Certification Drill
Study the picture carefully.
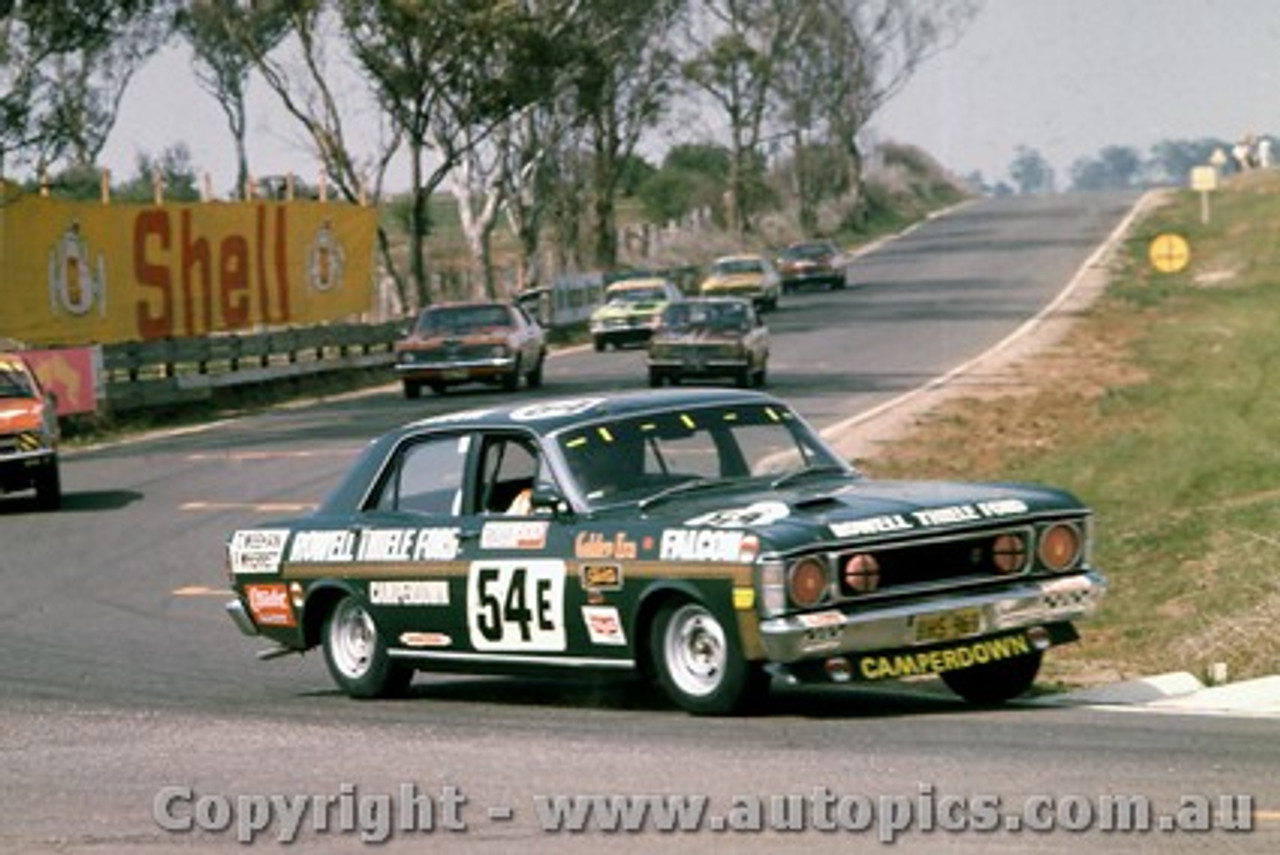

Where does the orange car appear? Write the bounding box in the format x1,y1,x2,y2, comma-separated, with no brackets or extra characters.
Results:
0,353,61,509
394,301,548,398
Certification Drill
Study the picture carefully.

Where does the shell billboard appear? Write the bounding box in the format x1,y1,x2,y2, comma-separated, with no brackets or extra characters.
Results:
0,187,377,345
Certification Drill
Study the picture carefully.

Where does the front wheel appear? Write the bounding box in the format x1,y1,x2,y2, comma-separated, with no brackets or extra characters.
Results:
502,357,522,391
527,354,545,388
34,463,61,511
650,600,764,715
940,651,1042,705
321,596,413,699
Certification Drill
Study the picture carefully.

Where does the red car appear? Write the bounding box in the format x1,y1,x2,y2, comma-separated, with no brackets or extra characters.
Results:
777,241,848,292
394,302,548,398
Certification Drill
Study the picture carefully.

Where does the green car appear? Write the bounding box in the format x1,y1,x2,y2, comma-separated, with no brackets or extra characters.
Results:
224,389,1106,715
589,277,683,351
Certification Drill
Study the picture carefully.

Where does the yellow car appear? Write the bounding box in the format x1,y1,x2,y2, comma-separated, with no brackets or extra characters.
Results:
699,254,781,311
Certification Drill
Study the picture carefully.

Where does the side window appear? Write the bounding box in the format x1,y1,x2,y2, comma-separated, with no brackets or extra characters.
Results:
374,435,470,515
477,435,541,515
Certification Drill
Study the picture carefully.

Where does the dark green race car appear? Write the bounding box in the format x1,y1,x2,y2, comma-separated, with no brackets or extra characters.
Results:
225,389,1105,715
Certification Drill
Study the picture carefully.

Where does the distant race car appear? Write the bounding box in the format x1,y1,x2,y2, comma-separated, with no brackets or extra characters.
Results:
647,297,769,388
224,389,1106,715
589,277,683,351
394,301,547,398
700,254,781,311
777,241,847,292
0,352,61,510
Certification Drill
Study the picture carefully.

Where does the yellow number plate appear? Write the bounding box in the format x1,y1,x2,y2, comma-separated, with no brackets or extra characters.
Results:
914,608,982,643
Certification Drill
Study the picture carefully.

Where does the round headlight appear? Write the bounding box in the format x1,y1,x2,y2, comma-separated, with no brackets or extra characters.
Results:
1038,522,1082,572
991,532,1028,574
788,557,829,608
843,553,880,594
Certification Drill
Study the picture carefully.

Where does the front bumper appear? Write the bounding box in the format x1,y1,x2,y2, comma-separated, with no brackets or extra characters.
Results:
0,449,57,491
225,597,260,636
395,356,516,382
648,356,750,377
758,571,1106,668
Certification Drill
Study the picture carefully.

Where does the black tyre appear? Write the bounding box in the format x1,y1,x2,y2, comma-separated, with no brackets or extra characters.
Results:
940,650,1042,705
527,354,545,388
593,337,606,352
34,463,61,511
649,600,765,715
321,596,413,699
402,380,421,400
648,369,664,388
735,366,752,388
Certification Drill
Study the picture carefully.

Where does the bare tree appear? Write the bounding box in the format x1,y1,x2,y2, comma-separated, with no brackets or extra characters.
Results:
176,0,292,197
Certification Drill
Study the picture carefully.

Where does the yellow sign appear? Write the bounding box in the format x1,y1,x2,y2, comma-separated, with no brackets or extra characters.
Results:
0,194,377,345
1149,233,1190,273
1190,165,1218,192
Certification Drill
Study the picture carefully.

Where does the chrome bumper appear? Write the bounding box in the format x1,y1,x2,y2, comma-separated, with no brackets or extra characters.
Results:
758,571,1106,664
225,598,260,637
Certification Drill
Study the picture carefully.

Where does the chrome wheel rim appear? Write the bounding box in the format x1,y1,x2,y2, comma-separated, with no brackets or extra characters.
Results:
663,604,726,698
329,599,377,679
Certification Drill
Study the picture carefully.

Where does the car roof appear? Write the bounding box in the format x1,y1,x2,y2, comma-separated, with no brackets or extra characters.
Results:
668,295,753,306
783,241,838,252
421,300,512,311
605,277,674,292
401,388,780,438
713,253,766,263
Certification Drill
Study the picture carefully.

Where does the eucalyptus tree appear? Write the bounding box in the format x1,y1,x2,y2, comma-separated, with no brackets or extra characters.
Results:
0,0,167,178
572,0,684,268
792,0,979,228
176,0,293,197
342,0,576,304
680,0,809,234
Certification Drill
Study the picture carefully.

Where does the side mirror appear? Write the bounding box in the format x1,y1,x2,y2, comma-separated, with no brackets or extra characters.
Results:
530,486,571,517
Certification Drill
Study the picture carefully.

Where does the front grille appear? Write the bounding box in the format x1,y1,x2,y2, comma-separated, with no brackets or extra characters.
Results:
835,529,1031,595
405,344,499,364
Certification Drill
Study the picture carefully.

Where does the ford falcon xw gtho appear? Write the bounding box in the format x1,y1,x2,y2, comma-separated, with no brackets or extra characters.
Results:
224,389,1105,714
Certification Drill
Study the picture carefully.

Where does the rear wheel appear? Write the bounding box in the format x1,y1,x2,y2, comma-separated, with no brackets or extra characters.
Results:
402,379,421,400
650,600,765,715
322,596,413,699
593,336,606,352
941,651,1042,705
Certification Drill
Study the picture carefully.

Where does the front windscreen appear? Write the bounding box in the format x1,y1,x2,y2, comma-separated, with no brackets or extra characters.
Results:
555,402,849,507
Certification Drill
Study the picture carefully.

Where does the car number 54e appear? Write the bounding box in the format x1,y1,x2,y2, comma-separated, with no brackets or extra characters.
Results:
467,560,566,652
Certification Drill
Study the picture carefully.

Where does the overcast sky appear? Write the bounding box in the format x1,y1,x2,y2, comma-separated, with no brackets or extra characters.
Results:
100,0,1280,194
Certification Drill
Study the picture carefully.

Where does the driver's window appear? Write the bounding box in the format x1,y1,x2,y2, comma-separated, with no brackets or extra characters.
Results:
374,435,469,515
477,435,541,515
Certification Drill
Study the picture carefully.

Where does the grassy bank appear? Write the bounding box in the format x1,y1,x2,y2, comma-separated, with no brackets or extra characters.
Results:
867,171,1280,687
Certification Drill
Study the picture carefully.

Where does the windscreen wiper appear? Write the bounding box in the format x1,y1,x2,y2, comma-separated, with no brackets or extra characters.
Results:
769,465,849,490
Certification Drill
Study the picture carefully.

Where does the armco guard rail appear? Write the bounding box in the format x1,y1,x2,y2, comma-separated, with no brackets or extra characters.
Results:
100,320,404,412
